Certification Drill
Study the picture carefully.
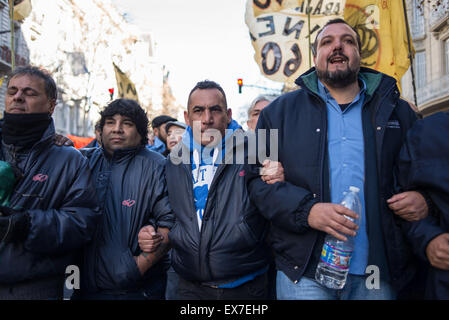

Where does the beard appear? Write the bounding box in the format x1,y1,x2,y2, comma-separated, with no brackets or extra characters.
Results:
316,57,360,88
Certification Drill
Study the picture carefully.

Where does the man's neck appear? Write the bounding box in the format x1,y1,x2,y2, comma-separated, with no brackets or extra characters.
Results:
321,80,360,105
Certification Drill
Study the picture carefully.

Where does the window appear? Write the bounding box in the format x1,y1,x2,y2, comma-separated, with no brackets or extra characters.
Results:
415,51,426,88
445,39,449,74
412,0,425,38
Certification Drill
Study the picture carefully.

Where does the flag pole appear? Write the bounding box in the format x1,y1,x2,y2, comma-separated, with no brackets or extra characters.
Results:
308,7,312,68
402,0,418,107
8,0,15,70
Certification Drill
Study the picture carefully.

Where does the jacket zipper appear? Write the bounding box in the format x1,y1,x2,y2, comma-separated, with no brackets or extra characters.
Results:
197,164,227,281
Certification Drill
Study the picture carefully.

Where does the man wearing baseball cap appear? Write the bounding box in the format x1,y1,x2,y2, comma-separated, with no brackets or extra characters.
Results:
148,115,177,154
164,121,187,157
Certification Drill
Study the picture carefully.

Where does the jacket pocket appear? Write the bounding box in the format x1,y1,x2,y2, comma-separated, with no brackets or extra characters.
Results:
105,249,143,290
10,190,44,209
237,220,258,248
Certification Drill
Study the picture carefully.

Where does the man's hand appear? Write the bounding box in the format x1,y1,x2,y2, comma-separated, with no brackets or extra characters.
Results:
54,134,74,147
260,160,284,184
138,225,164,253
307,203,359,241
135,227,170,275
426,233,449,270
387,191,428,221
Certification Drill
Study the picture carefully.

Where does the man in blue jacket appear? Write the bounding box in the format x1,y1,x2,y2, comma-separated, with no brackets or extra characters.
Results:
147,115,177,155
147,80,282,299
246,19,423,300
76,99,174,300
0,66,100,299
395,111,449,299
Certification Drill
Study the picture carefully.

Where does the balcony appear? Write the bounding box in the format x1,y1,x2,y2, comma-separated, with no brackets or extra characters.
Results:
430,2,449,32
417,73,449,112
0,45,28,72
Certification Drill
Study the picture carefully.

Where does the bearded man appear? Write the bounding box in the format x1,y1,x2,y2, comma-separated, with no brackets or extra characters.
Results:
245,19,423,300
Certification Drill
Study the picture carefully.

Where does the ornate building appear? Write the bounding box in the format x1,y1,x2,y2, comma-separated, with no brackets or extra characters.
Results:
402,0,449,115
0,0,30,105
0,0,181,136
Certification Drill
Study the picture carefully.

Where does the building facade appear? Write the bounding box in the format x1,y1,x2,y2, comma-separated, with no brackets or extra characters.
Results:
0,0,30,106
402,0,449,115
0,0,181,137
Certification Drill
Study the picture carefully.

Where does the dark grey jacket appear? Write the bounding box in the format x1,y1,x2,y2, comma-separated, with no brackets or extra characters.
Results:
79,146,174,293
246,67,418,293
0,121,100,285
166,128,269,284
398,111,449,299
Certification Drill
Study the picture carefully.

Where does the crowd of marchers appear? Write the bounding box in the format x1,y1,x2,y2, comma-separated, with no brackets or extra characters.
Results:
0,19,448,300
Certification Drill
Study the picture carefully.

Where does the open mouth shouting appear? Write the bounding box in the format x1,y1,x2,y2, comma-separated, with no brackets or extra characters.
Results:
328,53,348,66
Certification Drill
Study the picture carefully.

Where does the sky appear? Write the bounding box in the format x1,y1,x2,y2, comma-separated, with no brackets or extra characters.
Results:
110,0,282,125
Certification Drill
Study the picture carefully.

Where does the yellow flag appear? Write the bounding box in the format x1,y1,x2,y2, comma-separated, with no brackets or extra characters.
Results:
344,0,413,89
246,0,345,84
0,76,4,88
12,0,32,21
112,62,139,102
252,0,305,18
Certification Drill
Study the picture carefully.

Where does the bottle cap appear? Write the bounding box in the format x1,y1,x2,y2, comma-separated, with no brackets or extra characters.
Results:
349,186,360,193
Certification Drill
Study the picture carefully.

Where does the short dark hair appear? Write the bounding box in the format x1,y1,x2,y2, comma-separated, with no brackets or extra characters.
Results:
187,80,227,110
7,65,58,101
311,18,362,57
99,99,149,145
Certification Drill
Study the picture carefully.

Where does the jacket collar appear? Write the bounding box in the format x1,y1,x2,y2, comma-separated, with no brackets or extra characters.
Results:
103,144,143,163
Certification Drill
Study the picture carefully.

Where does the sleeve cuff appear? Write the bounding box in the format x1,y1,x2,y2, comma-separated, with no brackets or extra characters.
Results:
295,194,319,233
416,189,435,217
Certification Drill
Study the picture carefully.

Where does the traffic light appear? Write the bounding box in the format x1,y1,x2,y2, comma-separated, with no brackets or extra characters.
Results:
237,78,243,94
108,88,114,100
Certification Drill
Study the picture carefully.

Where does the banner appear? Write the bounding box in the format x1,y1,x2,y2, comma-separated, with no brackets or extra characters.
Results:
252,0,305,18
113,62,139,102
246,0,413,87
344,0,413,87
245,0,345,84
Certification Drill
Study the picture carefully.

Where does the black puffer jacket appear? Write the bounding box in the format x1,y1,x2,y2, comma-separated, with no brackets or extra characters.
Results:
166,127,269,284
79,146,174,293
246,67,418,293
0,121,100,284
397,111,449,299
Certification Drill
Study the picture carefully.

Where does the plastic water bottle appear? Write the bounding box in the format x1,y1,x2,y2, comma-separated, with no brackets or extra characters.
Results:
315,186,362,290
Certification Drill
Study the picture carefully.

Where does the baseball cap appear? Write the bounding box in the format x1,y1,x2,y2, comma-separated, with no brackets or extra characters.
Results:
165,121,187,132
151,115,177,128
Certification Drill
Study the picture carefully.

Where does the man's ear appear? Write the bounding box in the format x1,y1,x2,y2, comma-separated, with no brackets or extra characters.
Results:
48,99,56,115
227,108,232,124
184,110,190,126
